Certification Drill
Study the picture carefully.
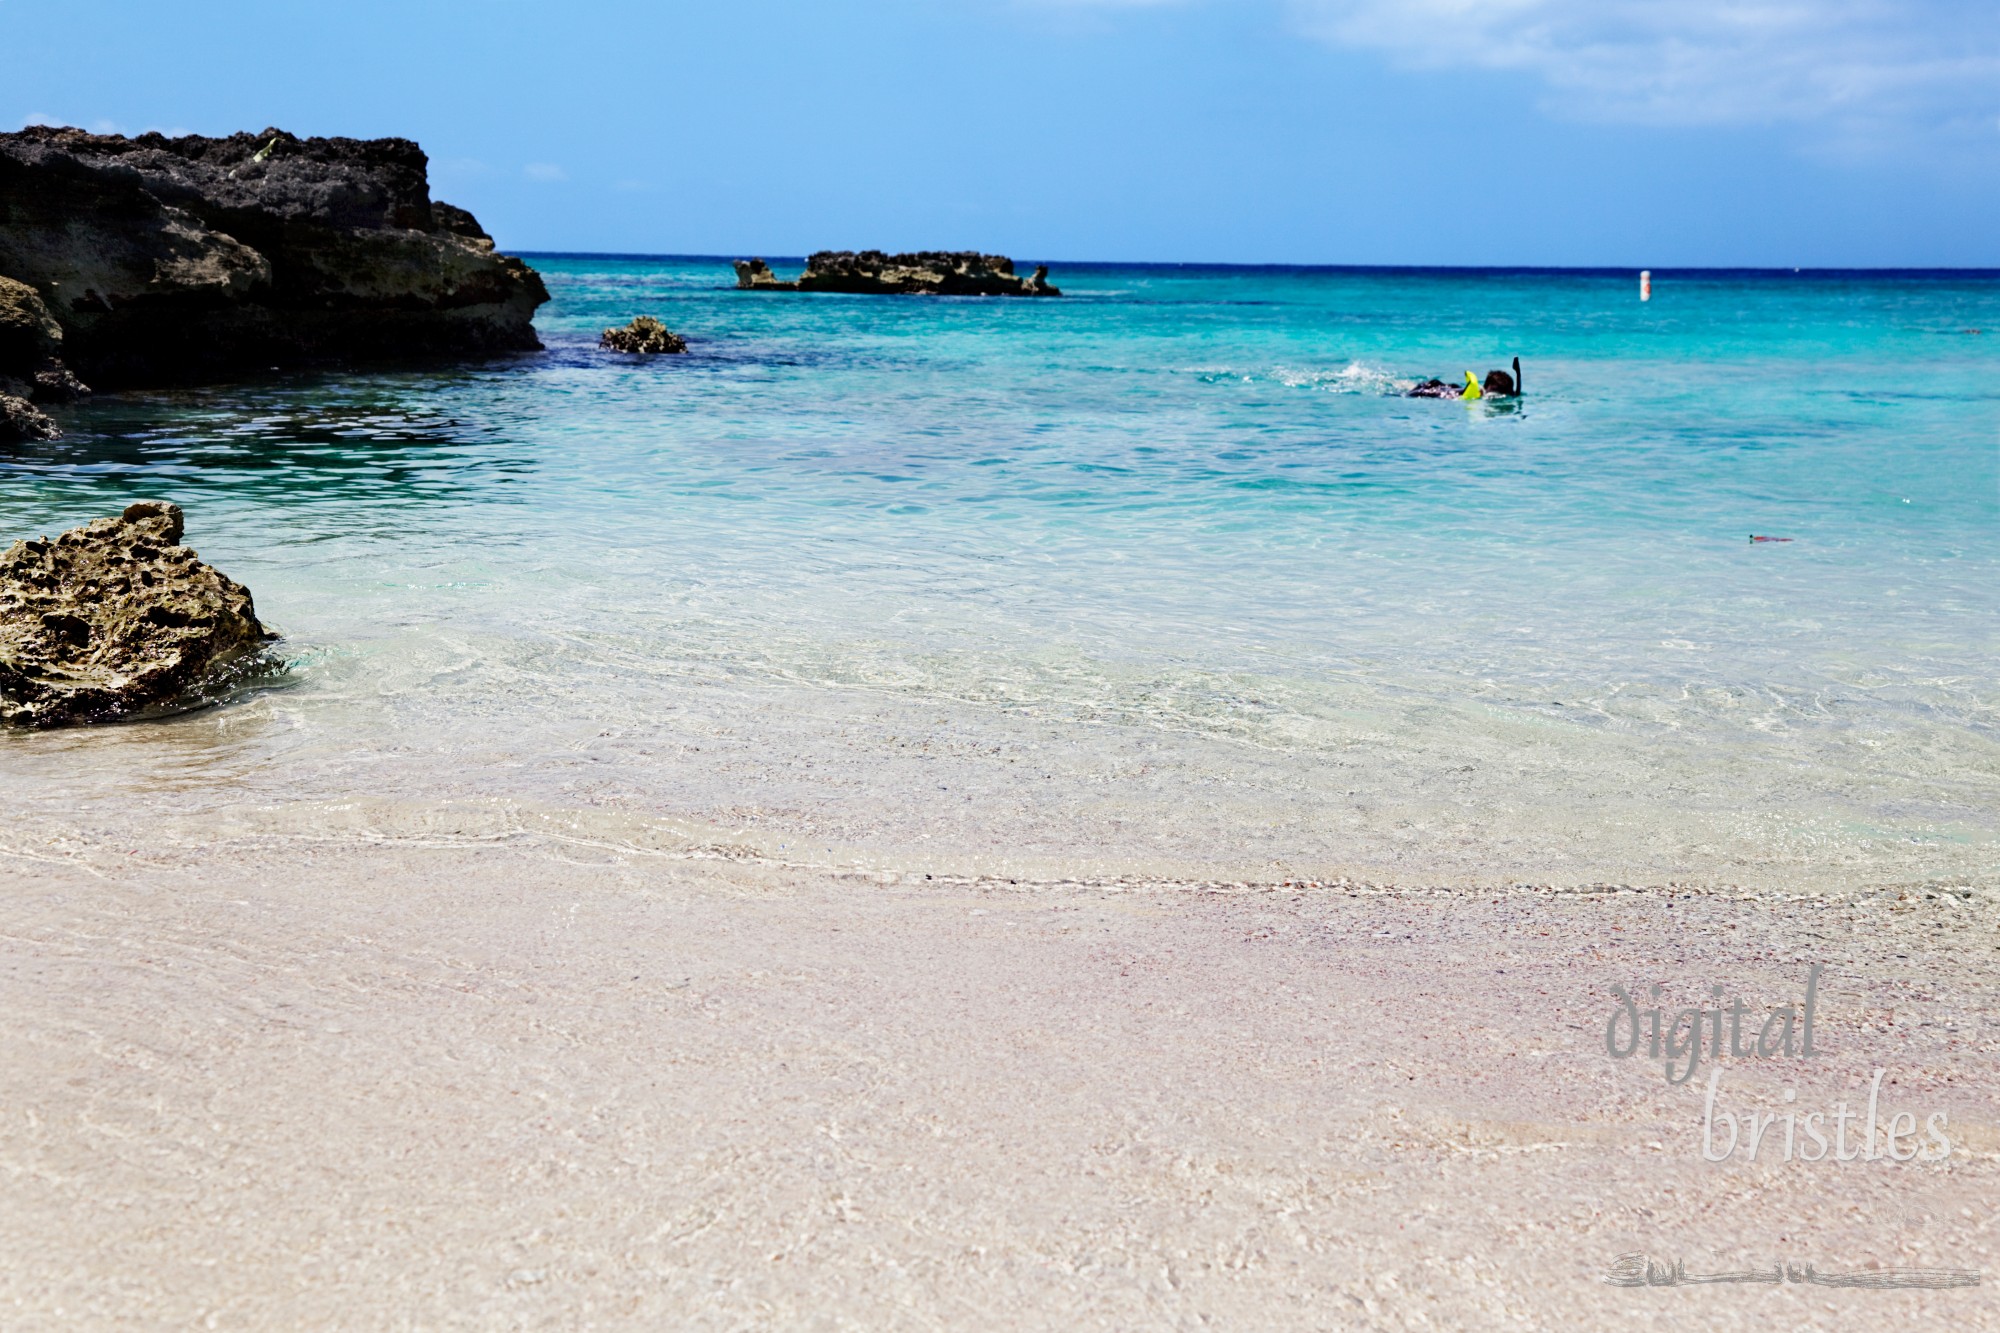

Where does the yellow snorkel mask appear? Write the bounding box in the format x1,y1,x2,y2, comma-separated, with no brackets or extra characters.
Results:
1460,371,1482,400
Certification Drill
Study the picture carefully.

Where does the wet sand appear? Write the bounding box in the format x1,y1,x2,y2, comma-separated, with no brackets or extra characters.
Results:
3,832,1995,1329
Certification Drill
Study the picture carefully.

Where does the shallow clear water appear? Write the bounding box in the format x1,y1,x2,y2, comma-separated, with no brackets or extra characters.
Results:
3,261,1997,888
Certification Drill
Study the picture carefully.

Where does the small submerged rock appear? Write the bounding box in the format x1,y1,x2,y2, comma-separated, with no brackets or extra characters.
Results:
0,501,272,728
599,315,688,355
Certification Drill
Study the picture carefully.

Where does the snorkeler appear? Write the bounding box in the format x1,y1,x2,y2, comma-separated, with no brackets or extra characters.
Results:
1483,357,1522,397
1408,357,1522,399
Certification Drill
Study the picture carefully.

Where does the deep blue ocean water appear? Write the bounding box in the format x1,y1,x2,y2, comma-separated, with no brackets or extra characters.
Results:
3,261,1996,887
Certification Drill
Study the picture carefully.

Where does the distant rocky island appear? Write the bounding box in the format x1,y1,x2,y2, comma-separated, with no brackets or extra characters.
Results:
735,252,1060,297
0,126,549,402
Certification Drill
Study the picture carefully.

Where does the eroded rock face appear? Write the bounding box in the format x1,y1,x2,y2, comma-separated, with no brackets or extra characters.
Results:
0,501,271,727
28,362,88,403
0,126,549,387
599,315,687,355
0,275,61,368
732,258,788,290
0,274,89,410
0,393,59,442
734,251,1061,297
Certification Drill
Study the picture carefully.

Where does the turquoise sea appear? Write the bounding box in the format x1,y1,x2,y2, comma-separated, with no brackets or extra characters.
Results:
3,261,1997,889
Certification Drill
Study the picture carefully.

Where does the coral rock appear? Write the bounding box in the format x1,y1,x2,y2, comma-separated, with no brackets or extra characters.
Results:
599,316,687,355
0,392,59,442
0,126,549,388
0,273,90,403
734,251,1061,297
29,361,90,403
0,275,62,372
0,501,271,727
732,258,788,290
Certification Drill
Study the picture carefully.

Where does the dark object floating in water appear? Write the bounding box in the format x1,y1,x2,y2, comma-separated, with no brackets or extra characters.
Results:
600,316,687,355
0,125,549,388
733,251,1061,297
1409,357,1522,400
0,501,274,728
1750,535,1794,542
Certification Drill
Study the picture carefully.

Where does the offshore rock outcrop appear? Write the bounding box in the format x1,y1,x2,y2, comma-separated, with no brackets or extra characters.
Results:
732,258,788,290
734,251,1060,297
0,501,271,728
0,126,549,388
599,315,687,355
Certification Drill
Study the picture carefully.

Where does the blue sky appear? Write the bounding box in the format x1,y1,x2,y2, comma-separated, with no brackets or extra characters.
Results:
8,0,1999,266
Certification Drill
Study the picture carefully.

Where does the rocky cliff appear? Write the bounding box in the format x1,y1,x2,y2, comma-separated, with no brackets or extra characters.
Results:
0,126,548,388
734,251,1060,297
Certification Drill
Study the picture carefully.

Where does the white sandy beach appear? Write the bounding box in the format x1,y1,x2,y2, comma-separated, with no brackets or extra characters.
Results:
6,3,2000,1325
4,826,1995,1329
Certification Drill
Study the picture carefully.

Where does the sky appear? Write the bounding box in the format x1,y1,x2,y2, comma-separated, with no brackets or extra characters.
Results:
6,0,1999,267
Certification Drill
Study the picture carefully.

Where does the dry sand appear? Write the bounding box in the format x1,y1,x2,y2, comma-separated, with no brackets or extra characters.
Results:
3,831,1997,1329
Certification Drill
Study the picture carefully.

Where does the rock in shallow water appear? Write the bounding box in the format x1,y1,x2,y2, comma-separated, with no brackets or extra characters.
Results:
599,315,687,355
0,502,271,728
0,393,60,442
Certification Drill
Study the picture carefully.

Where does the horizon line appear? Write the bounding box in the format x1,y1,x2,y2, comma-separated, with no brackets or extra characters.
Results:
510,253,2000,278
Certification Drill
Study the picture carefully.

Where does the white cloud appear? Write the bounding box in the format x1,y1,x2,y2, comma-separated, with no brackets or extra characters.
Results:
1288,0,2000,137
434,156,493,180
523,162,568,182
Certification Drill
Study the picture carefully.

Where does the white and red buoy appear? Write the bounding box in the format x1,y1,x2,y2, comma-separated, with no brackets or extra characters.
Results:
1640,269,1652,302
